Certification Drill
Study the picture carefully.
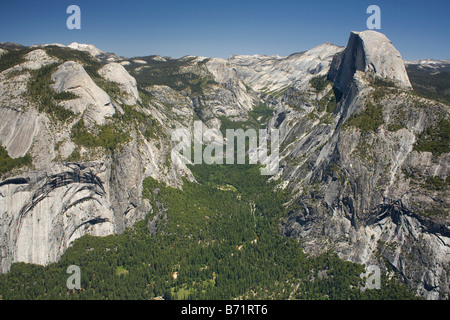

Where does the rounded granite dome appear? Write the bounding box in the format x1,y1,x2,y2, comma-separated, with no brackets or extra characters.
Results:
328,30,412,91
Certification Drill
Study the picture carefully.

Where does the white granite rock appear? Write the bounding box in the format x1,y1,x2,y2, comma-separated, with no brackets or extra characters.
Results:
51,61,116,126
98,62,139,105
228,43,344,93
329,30,412,91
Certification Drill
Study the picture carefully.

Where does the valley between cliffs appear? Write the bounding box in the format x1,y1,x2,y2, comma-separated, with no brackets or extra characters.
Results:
0,31,448,299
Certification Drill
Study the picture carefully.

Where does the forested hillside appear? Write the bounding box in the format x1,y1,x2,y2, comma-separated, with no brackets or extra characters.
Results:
0,163,417,300
1,31,446,300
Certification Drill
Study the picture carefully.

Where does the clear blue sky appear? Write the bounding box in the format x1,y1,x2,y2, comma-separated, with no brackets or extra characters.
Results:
0,0,448,60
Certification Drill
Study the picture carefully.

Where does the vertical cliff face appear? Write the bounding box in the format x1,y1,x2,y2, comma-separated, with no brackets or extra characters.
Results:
328,31,412,91
274,32,449,299
0,44,261,272
0,46,187,272
0,162,115,272
0,32,449,299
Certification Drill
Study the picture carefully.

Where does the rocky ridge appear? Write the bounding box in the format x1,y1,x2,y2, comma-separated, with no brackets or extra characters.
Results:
0,31,449,299
328,30,412,91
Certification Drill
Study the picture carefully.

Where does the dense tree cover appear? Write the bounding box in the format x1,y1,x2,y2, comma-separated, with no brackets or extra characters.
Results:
309,75,331,92
423,176,449,191
0,163,418,300
248,102,274,127
44,46,102,78
125,56,217,96
0,47,33,73
407,66,450,105
115,104,165,140
70,118,130,153
345,102,384,133
414,118,450,157
0,146,32,177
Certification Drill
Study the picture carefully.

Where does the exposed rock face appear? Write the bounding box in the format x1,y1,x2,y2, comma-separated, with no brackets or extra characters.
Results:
278,99,450,298
98,62,139,105
205,58,257,116
51,61,116,126
0,46,190,272
21,49,59,70
144,85,193,119
66,42,122,62
271,31,448,299
0,49,59,159
0,150,153,273
0,162,115,272
0,107,39,158
228,43,344,92
67,42,105,57
328,30,412,91
1,33,449,300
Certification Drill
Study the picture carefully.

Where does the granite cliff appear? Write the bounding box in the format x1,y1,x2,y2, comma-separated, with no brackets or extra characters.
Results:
0,31,448,299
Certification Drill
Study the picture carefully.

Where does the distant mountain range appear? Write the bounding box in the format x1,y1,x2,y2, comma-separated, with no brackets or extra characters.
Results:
0,31,449,300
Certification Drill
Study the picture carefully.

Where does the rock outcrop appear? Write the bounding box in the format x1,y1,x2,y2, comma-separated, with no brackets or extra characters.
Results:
98,62,139,105
328,30,412,91
67,42,105,58
228,42,344,93
0,46,189,272
1,32,448,299
0,107,39,158
0,48,59,159
21,49,59,71
0,162,115,272
51,61,116,126
205,58,257,115
272,31,448,299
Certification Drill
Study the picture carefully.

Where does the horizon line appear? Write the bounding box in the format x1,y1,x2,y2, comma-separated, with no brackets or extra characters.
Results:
1,40,449,62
